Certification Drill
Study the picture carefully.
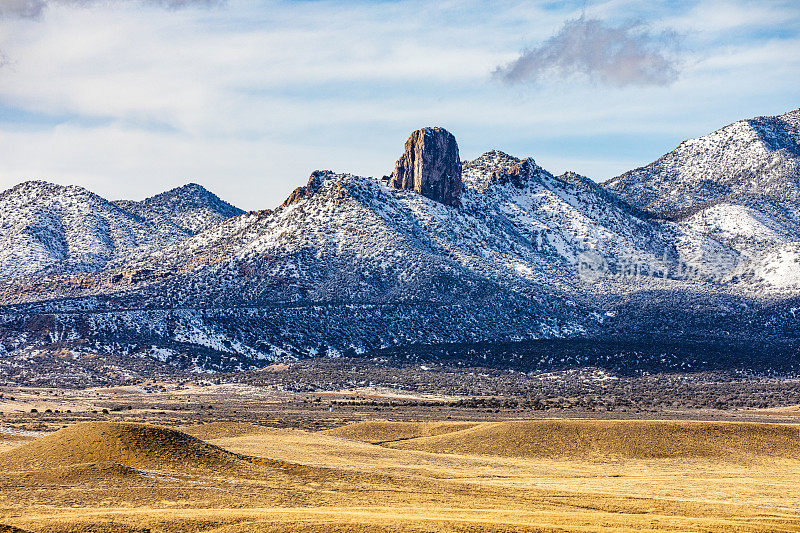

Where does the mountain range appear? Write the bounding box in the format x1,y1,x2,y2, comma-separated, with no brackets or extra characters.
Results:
1,107,799,383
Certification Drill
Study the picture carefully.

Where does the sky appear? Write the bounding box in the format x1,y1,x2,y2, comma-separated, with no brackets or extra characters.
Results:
0,0,798,211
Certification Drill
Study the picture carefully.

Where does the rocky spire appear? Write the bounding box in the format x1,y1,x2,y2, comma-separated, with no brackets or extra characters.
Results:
388,127,463,207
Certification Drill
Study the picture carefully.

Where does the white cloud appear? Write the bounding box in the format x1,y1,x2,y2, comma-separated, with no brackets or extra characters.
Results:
0,123,384,209
0,0,221,20
0,0,798,209
494,16,682,87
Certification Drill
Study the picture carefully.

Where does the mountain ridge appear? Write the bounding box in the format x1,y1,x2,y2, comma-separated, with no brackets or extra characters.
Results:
0,180,245,282
0,108,799,380
605,107,800,214
113,182,244,235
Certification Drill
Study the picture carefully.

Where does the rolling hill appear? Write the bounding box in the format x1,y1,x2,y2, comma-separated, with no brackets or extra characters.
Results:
333,419,800,461
0,421,253,475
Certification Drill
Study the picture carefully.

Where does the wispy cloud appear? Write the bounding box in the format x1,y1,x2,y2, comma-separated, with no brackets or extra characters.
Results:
495,16,682,87
0,0,223,72
0,0,221,20
0,1,797,209
0,0,47,19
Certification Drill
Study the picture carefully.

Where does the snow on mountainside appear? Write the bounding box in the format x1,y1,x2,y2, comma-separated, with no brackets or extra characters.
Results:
1,115,800,377
605,108,800,214
0,181,188,279
0,145,739,367
747,244,800,291
681,203,793,250
605,108,800,292
0,145,677,365
113,183,244,235
0,181,243,281
460,151,672,270
39,148,679,309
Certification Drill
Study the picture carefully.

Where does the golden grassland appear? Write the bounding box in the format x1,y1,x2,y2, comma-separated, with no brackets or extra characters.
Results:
321,420,480,443
2,419,800,531
379,419,800,459
0,433,36,453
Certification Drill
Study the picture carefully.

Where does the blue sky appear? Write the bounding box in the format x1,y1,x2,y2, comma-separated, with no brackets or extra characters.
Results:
0,0,798,210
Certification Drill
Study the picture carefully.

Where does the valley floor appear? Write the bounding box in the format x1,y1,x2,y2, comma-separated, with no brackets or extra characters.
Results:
1,383,800,531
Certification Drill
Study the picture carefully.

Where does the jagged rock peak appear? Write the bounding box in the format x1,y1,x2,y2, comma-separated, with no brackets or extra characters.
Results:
491,158,541,188
281,170,332,208
466,150,521,169
462,151,543,190
388,127,462,207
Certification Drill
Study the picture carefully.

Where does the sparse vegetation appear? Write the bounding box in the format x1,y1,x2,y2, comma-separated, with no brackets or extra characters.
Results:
2,373,800,531
3,416,800,531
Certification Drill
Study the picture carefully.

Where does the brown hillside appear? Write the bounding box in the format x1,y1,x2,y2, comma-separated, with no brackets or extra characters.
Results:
384,420,800,460
180,421,273,440
0,422,255,475
0,432,36,453
322,421,479,444
16,461,142,483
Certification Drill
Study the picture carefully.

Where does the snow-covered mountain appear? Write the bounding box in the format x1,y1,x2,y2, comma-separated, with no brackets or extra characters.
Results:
0,114,799,378
1,145,693,313
0,181,243,281
0,181,183,279
605,108,800,215
105,149,675,305
605,108,800,293
113,183,243,235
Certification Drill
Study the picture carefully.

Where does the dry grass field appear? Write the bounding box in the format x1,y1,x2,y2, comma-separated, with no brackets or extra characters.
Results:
1,415,800,532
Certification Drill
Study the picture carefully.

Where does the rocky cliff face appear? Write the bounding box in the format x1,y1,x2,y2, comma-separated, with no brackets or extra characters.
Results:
388,127,462,207
281,170,330,207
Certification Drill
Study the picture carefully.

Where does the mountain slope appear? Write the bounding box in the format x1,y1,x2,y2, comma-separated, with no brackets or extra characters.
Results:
0,181,187,279
114,183,244,235
605,108,800,215
0,116,799,378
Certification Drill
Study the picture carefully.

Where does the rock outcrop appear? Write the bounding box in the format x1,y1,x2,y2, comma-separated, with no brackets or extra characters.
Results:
388,127,462,207
486,157,538,189
281,170,329,207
